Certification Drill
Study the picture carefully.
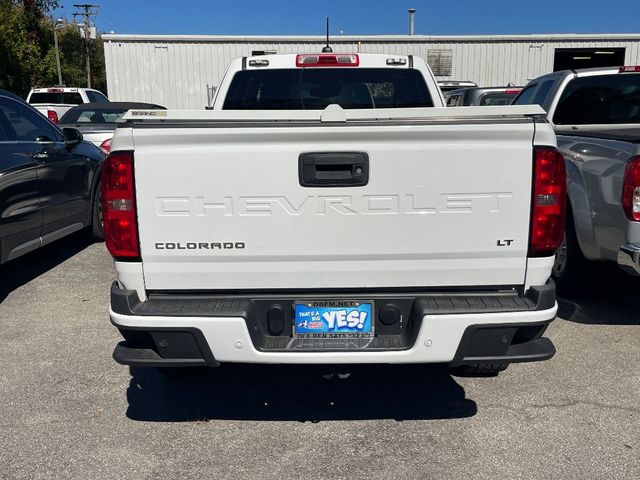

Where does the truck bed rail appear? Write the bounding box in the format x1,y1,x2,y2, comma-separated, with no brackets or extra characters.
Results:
122,104,547,126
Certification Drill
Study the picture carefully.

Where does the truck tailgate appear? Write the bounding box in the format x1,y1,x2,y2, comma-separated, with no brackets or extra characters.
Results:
129,116,538,291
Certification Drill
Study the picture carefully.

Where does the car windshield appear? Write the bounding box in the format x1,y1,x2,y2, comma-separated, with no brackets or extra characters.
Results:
478,92,517,106
29,92,83,104
60,108,136,124
223,68,434,109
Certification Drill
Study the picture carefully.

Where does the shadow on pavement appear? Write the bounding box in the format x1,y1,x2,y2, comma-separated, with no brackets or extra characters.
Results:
0,232,92,303
558,262,640,325
126,363,477,422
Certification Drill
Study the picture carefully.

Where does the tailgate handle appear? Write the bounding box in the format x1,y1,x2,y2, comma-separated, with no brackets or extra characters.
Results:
299,152,369,187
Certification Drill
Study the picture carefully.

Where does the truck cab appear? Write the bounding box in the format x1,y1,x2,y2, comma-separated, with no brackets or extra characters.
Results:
27,87,109,124
211,53,445,110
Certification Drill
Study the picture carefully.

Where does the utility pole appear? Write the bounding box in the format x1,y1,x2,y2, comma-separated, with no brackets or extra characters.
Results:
53,19,64,85
72,4,99,88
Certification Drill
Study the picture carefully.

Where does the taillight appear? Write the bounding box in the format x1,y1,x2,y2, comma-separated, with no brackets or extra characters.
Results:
622,155,640,221
505,89,522,95
47,110,59,124
296,54,359,67
619,66,640,73
100,138,111,154
101,151,140,259
529,147,567,256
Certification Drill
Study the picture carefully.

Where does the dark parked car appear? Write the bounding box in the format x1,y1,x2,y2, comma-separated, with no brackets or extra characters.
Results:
444,86,523,106
0,89,105,265
59,102,166,153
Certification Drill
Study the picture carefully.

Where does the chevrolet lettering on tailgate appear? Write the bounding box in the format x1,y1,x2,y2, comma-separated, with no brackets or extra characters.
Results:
155,193,514,217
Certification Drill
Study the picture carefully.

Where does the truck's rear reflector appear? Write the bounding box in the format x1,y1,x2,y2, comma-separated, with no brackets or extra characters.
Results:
296,54,359,67
47,110,59,123
620,66,640,73
622,155,640,221
529,147,566,256
102,151,140,260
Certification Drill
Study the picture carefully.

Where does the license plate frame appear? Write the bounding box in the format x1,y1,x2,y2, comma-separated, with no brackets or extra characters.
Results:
293,300,374,339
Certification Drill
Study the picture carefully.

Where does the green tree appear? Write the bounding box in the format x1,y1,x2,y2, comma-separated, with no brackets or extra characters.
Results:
0,0,106,98
0,0,44,96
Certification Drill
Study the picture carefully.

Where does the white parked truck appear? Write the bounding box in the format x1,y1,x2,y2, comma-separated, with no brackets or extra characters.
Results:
26,87,109,124
105,53,563,375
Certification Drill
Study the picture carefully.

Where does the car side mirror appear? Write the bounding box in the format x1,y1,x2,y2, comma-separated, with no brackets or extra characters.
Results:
63,127,83,146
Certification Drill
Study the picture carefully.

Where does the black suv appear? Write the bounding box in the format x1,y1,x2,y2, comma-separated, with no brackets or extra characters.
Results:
0,89,105,264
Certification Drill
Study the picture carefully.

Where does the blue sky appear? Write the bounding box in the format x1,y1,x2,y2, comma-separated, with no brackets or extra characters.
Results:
54,0,640,36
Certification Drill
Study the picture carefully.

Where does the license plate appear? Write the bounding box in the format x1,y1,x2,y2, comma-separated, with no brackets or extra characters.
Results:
294,301,374,339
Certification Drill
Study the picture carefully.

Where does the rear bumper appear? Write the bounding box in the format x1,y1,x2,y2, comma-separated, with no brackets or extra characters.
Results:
109,282,558,367
618,243,640,276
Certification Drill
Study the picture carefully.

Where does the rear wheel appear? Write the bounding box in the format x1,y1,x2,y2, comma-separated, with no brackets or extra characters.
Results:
552,213,590,295
90,180,104,241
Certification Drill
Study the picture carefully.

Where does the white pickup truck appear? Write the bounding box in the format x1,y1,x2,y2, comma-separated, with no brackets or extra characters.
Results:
105,53,564,376
26,87,109,124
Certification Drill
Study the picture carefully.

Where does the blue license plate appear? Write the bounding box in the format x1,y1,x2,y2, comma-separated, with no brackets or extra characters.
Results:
294,301,373,338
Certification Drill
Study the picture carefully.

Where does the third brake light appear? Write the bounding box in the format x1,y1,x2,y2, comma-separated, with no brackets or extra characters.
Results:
296,54,359,67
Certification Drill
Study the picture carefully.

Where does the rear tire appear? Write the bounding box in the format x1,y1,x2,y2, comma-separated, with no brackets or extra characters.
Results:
450,363,509,377
552,212,590,296
90,180,104,241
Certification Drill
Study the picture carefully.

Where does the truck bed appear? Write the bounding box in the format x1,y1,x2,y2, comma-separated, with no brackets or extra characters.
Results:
556,125,640,143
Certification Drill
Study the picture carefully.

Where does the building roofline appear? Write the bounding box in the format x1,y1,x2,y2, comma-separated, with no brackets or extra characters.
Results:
101,33,640,43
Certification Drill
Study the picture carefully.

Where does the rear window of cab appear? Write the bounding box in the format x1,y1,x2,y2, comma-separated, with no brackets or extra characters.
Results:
554,73,640,124
223,68,434,110
29,92,83,104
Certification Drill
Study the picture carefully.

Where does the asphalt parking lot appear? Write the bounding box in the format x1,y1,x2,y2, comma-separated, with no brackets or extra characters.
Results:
0,235,638,480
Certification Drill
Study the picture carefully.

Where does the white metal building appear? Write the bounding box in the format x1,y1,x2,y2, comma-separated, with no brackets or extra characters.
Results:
102,33,640,109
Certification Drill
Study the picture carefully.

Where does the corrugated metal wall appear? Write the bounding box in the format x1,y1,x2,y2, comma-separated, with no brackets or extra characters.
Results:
103,36,640,109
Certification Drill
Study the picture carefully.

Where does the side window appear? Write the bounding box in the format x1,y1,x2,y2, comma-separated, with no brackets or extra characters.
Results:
0,98,62,142
87,91,108,103
93,91,109,102
532,79,555,107
0,105,10,140
446,95,459,106
512,84,538,105
76,111,95,123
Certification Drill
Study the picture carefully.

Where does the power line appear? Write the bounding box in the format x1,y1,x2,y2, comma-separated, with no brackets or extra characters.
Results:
72,4,99,88
99,10,122,33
